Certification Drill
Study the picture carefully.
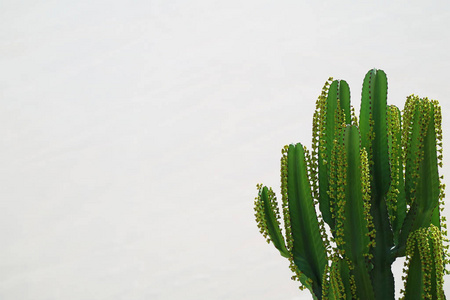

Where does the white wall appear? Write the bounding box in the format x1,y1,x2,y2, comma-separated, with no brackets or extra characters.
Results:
1,1,450,299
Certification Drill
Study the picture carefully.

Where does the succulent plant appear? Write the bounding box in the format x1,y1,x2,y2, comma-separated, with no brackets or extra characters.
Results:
254,69,449,299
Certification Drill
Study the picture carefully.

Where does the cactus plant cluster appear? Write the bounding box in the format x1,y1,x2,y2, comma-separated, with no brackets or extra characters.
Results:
254,69,449,299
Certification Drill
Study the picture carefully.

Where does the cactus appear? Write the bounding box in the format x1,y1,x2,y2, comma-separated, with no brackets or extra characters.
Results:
254,69,449,299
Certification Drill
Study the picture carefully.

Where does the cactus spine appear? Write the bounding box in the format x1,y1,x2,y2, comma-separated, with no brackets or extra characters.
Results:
254,69,448,299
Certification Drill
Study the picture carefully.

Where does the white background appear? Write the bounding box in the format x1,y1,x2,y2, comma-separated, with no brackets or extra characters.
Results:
1,1,450,299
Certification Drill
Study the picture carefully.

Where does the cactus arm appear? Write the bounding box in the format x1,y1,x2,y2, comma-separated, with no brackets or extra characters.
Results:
359,69,390,196
429,230,445,300
416,101,440,215
325,80,351,147
432,101,445,231
397,97,441,257
336,80,351,125
402,96,421,205
359,70,371,152
286,143,327,298
359,68,395,299
387,105,407,246
313,79,333,231
371,70,390,198
254,186,290,258
317,80,337,232
401,225,446,300
341,126,371,259
315,80,352,233
338,126,375,300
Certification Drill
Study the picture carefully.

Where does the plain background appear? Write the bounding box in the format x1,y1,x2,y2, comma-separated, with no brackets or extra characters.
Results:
1,1,450,299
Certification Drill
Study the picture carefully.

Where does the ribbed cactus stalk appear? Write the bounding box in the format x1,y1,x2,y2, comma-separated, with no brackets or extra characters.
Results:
254,69,449,299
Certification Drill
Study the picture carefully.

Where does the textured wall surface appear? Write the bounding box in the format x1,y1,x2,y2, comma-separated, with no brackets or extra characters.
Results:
1,1,450,299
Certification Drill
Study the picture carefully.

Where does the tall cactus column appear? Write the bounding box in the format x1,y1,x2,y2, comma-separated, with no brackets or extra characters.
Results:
329,125,376,299
254,68,448,299
358,69,394,299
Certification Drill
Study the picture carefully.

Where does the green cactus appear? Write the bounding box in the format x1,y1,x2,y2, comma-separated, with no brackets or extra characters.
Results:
254,69,449,299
